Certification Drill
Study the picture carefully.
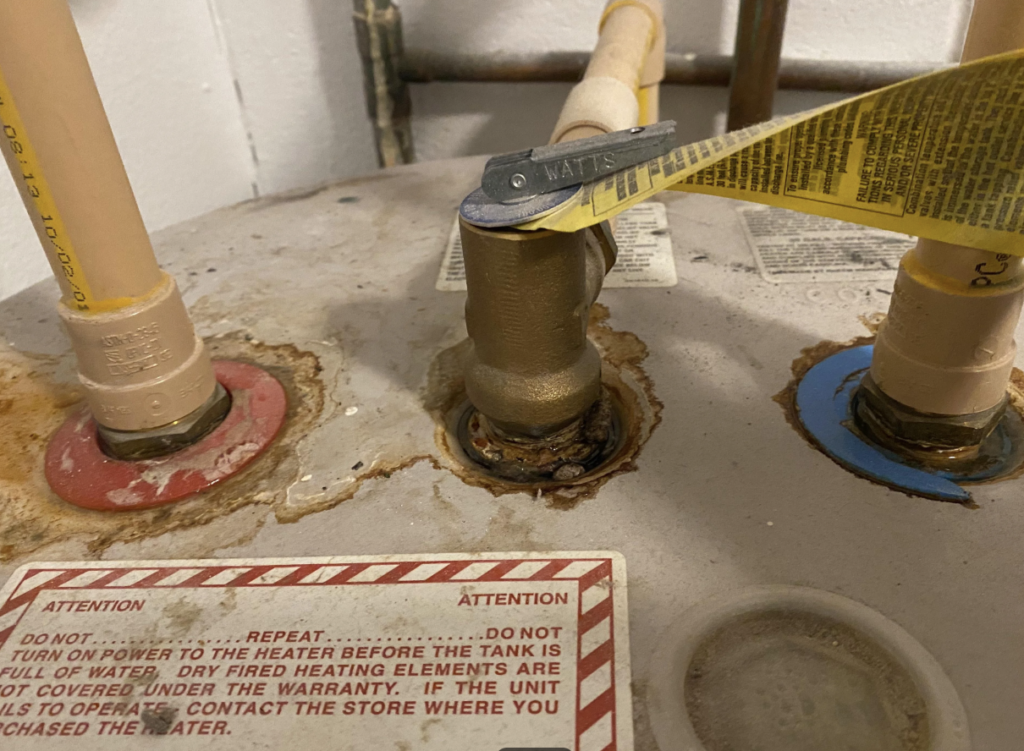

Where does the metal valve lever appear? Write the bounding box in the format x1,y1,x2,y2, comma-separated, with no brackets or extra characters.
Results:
481,120,676,202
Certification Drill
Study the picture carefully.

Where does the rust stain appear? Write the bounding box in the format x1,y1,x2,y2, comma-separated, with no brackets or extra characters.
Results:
857,311,887,335
776,307,885,440
0,331,450,563
629,678,660,751
0,351,82,488
978,368,1024,487
1,302,654,562
773,335,876,440
475,506,541,551
272,454,440,525
425,303,662,509
419,717,442,744
129,669,159,687
0,334,323,562
140,706,178,735
161,600,204,640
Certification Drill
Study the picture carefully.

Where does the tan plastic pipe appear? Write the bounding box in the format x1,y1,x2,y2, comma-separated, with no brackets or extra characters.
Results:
550,0,665,144
0,0,217,432
869,0,1024,417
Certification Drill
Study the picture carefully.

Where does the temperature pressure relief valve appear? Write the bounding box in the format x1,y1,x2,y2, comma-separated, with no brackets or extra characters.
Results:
457,218,620,483
454,121,673,482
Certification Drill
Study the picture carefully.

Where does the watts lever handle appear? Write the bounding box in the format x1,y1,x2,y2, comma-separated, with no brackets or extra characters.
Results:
481,121,676,202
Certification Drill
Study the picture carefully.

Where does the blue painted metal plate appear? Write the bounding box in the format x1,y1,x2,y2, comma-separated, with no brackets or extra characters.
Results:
795,345,972,502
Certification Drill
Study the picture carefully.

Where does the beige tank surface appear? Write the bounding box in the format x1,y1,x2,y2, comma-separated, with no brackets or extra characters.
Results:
1,157,1023,748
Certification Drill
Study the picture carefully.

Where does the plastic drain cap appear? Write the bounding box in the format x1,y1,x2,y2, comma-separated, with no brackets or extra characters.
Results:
647,586,970,751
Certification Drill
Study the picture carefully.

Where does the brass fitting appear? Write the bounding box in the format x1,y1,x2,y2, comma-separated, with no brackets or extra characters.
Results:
854,373,1006,463
98,382,232,461
459,219,615,439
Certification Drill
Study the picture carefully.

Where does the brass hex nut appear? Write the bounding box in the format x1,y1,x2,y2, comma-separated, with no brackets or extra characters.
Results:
98,383,232,461
854,373,1006,454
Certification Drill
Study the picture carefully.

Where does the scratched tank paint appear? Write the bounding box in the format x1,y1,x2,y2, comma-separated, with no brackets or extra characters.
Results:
0,157,1023,748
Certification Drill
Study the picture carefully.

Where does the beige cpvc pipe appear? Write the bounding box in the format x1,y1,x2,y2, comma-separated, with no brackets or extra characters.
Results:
0,0,221,448
551,0,665,144
866,0,1024,438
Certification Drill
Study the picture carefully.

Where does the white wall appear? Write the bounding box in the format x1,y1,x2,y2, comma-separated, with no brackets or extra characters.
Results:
403,0,974,160
0,0,257,302
211,0,378,195
0,0,376,302
0,0,973,301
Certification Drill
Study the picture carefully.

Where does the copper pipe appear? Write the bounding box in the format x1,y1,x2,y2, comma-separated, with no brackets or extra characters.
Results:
399,51,945,94
727,0,789,131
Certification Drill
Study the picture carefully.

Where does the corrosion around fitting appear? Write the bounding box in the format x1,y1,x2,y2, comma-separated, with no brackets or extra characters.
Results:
458,389,622,484
854,372,1007,464
459,218,612,439
869,252,1024,418
97,382,232,461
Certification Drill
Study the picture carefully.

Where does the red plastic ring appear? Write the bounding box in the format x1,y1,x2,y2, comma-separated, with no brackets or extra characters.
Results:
44,360,287,511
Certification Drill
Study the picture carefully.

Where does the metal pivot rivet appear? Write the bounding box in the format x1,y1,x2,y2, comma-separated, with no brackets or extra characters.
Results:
509,173,527,189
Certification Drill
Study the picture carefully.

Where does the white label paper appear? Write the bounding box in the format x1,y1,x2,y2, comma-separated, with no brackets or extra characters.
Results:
437,203,677,290
0,553,631,750
739,205,912,284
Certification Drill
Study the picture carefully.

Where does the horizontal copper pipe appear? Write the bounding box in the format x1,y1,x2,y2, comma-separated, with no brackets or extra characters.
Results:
400,51,949,93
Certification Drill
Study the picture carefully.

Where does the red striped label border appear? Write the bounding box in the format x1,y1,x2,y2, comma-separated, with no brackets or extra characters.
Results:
0,557,622,751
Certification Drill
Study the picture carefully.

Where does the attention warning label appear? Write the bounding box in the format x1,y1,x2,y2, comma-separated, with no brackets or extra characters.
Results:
0,553,631,750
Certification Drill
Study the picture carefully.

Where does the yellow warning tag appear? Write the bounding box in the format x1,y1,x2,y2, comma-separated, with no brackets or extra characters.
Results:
0,66,95,311
518,50,1024,257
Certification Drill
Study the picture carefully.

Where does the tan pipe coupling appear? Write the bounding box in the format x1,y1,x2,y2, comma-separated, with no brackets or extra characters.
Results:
599,0,665,88
460,219,614,438
870,250,1024,418
550,0,664,143
550,78,641,144
866,0,1024,437
59,273,218,432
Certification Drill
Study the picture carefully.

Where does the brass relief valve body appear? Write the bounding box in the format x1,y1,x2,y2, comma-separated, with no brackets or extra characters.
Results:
458,219,619,482
452,0,666,482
